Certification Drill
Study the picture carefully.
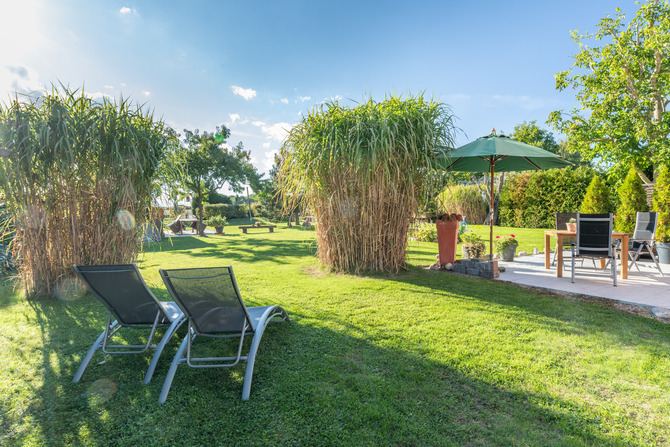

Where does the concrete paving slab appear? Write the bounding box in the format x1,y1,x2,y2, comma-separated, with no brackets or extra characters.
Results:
495,253,670,311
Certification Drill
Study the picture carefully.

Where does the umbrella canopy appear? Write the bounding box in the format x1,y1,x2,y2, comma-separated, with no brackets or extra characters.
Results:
439,131,573,259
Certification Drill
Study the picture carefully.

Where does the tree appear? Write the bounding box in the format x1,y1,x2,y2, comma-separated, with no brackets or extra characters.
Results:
548,0,670,181
178,126,259,235
512,120,588,167
616,166,649,233
580,176,614,213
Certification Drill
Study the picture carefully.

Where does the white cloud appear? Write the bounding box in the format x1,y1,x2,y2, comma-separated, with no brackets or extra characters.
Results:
86,91,113,101
0,65,43,98
280,98,289,104
142,90,151,97
231,85,257,100
299,96,311,102
120,7,134,15
262,149,279,173
104,85,114,89
252,121,292,142
262,142,271,149
229,113,240,123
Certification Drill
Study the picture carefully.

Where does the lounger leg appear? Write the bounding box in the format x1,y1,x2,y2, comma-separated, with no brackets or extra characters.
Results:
241,307,288,400
73,321,119,383
144,317,186,384
158,332,191,404
241,324,268,401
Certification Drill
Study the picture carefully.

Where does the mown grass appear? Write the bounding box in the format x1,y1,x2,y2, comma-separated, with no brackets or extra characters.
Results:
1,222,669,446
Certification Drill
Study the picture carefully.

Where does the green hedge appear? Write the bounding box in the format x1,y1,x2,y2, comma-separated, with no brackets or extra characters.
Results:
499,167,596,228
203,203,248,219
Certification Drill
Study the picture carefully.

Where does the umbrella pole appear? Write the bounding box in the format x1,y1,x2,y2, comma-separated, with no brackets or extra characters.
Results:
489,164,494,260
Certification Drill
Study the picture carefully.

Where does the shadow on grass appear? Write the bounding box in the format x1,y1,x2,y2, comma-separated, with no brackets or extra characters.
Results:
2,296,645,446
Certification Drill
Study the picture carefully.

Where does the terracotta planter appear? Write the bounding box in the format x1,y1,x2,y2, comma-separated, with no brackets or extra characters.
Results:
566,222,576,232
436,219,460,266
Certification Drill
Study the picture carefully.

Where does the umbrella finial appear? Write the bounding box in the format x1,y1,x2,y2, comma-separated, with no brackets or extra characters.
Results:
491,128,496,135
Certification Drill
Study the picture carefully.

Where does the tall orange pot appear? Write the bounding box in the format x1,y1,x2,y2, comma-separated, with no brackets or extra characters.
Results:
436,219,460,266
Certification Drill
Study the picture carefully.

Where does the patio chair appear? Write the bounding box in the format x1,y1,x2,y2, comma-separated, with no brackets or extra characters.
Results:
571,213,617,287
167,217,184,234
552,212,578,267
158,266,289,403
628,212,663,275
72,264,186,384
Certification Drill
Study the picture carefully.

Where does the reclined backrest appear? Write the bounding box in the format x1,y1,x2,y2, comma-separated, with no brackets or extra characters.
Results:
74,264,170,326
633,212,657,241
159,266,253,335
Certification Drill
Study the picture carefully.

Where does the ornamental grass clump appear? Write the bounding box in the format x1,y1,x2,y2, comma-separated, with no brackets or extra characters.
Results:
277,94,457,273
0,87,170,297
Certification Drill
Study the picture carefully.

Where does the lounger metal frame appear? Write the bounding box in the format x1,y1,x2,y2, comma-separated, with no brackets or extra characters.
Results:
72,264,186,384
158,266,289,402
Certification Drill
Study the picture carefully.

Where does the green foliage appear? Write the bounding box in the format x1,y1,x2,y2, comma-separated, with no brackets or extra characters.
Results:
410,224,437,242
499,167,595,228
653,164,670,242
580,176,614,214
205,215,227,228
616,167,649,233
548,0,670,173
512,120,588,167
204,203,248,220
494,234,518,252
277,94,458,272
0,86,170,296
436,184,488,224
177,127,259,234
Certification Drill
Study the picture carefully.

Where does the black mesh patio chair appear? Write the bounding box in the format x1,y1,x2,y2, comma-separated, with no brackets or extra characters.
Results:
158,266,289,402
628,212,663,275
571,213,617,286
552,212,578,267
72,264,186,384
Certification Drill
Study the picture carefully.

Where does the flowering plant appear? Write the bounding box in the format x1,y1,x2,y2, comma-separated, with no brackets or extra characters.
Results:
494,234,518,251
568,217,576,223
436,212,463,222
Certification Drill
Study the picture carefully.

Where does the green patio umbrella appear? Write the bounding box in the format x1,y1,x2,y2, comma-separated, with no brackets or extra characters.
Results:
439,130,573,259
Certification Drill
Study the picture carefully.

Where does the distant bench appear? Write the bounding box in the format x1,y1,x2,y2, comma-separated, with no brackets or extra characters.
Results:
238,225,277,234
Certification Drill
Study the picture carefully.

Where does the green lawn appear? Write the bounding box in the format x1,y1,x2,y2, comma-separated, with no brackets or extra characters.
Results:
1,223,669,446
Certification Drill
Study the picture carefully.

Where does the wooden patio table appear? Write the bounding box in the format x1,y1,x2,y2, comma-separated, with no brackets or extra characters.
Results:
544,229,629,279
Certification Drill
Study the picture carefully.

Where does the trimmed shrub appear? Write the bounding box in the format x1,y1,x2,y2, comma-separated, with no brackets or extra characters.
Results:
653,164,670,242
499,167,595,228
203,203,247,219
436,184,488,224
580,176,614,214
615,167,648,233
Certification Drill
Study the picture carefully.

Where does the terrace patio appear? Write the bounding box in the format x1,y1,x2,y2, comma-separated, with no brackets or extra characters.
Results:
496,253,670,319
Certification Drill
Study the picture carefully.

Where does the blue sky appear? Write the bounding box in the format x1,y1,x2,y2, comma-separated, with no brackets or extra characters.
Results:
0,0,639,180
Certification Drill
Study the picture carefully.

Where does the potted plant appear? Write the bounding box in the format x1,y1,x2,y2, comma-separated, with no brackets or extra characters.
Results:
461,231,486,259
653,164,670,264
566,217,577,232
207,215,227,234
495,234,519,261
435,212,463,266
